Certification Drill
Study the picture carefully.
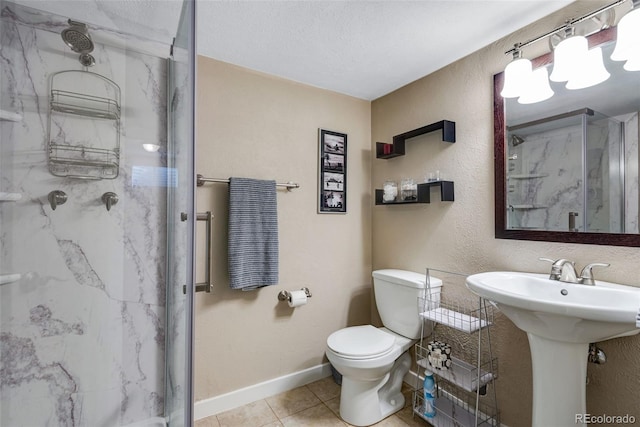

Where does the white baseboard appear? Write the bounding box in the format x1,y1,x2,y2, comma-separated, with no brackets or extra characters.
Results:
404,368,420,386
194,363,333,420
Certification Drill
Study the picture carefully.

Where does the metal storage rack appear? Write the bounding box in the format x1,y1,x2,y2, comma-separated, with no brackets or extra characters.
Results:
47,70,121,179
413,268,499,427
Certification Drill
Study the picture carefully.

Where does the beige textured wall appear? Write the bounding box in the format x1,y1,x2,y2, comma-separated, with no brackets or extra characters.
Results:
371,2,640,426
194,57,372,400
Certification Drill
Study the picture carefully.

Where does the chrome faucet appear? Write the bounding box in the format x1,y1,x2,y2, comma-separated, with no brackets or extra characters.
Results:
539,258,610,285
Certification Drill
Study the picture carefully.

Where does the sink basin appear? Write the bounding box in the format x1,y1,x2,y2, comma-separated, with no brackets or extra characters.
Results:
466,271,640,343
466,271,640,427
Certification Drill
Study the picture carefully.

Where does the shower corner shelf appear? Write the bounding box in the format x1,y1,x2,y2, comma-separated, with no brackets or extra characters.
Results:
0,110,23,122
412,268,499,427
508,173,549,180
47,70,121,180
0,274,21,285
0,192,22,202
508,205,548,210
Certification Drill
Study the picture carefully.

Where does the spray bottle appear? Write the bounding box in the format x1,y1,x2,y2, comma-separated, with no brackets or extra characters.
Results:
423,370,436,418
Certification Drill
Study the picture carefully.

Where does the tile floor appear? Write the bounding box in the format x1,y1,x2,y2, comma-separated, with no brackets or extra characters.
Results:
195,377,432,427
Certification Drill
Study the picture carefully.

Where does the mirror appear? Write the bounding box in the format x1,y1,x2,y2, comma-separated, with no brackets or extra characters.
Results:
494,28,640,246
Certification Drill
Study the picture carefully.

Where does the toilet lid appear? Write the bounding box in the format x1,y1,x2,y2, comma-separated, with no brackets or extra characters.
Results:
327,325,395,359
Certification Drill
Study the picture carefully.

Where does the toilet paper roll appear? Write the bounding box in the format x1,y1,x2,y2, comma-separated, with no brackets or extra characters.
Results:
288,290,308,308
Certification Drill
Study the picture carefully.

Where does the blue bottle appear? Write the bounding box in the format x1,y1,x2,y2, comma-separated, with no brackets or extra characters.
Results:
423,371,436,418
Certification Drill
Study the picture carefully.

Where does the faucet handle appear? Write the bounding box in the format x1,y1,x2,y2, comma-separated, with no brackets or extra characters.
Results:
539,258,574,280
580,263,610,286
539,257,562,280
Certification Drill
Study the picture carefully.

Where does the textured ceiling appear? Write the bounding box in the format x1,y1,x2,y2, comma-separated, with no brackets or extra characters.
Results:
197,1,574,100
14,0,575,100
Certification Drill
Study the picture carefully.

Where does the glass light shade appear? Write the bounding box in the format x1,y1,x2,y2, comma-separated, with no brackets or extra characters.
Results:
501,57,532,98
518,67,554,104
624,56,640,71
566,47,610,90
611,8,640,61
550,35,588,82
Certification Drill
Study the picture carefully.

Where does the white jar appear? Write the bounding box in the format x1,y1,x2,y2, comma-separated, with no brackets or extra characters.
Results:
382,180,398,202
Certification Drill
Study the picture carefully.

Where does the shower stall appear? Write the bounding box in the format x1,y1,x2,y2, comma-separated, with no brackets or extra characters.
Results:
0,1,196,426
505,107,638,233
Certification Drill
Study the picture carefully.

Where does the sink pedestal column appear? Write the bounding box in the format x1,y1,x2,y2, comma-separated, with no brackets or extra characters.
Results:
528,333,588,427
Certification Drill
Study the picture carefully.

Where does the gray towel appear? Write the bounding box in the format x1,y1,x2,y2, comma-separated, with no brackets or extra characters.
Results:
228,177,279,290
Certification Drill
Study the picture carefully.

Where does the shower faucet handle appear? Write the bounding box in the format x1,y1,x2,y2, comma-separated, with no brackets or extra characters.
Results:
48,190,67,210
102,192,118,211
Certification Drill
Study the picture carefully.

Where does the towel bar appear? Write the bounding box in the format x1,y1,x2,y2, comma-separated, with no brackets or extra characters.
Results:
196,174,300,191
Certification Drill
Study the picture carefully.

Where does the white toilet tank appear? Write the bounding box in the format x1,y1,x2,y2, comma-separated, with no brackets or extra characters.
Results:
372,269,442,339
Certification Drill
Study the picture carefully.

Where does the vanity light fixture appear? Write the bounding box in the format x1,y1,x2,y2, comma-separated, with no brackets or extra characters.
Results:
611,0,640,69
566,46,610,89
518,67,554,104
624,55,640,71
549,29,589,83
501,0,629,102
500,48,533,98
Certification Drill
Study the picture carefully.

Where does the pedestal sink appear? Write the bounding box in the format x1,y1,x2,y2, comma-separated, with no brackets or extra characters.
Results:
466,271,640,427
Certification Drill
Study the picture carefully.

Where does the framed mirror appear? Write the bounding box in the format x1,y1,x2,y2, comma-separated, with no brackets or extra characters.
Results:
494,28,640,246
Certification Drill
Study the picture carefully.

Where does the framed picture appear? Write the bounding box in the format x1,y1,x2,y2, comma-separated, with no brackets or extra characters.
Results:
318,129,347,213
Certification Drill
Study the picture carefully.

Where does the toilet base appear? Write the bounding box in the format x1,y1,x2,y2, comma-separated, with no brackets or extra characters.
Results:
338,351,411,426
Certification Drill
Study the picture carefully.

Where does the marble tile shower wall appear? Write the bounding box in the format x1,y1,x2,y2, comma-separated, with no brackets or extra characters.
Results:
509,124,585,231
509,115,639,233
0,7,169,427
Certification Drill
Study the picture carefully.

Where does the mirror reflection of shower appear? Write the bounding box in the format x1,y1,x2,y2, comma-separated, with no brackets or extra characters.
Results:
505,108,635,233
61,19,96,66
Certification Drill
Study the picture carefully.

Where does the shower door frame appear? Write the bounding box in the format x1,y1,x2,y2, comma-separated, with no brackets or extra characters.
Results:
165,0,197,425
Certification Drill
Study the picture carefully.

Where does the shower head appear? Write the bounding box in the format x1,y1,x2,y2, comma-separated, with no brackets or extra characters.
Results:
511,134,526,147
61,20,94,54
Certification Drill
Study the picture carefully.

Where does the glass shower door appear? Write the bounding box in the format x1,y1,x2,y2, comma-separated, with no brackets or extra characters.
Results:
0,0,196,425
165,0,197,426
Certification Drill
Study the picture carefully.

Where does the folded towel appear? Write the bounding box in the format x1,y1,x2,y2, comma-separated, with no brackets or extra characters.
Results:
228,177,279,290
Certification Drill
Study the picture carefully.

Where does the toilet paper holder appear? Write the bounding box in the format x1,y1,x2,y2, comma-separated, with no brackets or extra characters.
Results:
278,287,312,303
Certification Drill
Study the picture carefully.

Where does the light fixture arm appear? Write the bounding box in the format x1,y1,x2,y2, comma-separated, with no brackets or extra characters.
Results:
504,0,629,55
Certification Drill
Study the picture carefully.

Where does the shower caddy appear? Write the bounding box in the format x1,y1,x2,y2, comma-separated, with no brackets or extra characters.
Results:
47,70,121,179
413,267,499,426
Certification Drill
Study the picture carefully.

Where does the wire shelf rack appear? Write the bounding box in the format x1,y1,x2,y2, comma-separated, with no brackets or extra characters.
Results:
416,343,498,393
414,382,499,427
413,267,499,427
50,90,120,120
47,70,121,180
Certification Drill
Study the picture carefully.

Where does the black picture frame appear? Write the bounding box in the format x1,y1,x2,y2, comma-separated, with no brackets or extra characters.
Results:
318,129,347,213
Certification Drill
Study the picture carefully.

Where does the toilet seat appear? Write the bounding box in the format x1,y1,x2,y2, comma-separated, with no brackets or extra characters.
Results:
327,325,396,360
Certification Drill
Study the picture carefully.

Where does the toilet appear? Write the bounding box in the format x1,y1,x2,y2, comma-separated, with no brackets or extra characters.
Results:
326,269,442,426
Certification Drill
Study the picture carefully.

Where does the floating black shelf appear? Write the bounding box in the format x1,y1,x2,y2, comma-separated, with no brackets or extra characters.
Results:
375,181,454,205
376,120,455,159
